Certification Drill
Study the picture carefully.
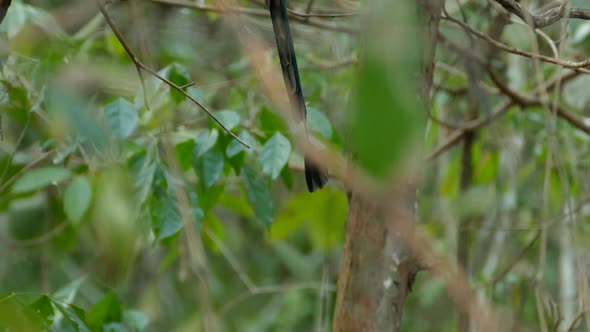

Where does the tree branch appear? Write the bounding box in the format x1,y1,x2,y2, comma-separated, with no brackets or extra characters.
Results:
494,0,590,28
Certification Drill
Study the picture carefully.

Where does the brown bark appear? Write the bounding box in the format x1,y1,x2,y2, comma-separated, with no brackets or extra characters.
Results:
332,1,442,331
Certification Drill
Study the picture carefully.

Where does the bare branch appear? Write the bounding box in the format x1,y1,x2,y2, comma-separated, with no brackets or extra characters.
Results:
442,14,590,72
494,0,590,28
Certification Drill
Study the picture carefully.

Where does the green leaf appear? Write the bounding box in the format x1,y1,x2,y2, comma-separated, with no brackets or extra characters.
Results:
174,139,195,172
257,106,288,135
124,310,149,332
242,165,273,226
189,191,205,226
187,86,205,105
53,276,86,304
198,184,225,213
150,168,183,241
128,150,156,205
52,301,90,332
104,98,139,140
64,176,92,224
280,165,293,190
202,213,225,251
0,295,46,331
87,292,123,330
194,129,219,157
46,84,108,149
168,64,190,104
271,188,346,250
12,166,72,193
348,46,422,177
227,131,257,158
29,296,54,324
260,132,292,180
194,148,224,190
307,108,332,139
212,110,241,131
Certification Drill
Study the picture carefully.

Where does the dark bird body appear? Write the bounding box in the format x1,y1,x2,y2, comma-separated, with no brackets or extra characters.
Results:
268,0,328,192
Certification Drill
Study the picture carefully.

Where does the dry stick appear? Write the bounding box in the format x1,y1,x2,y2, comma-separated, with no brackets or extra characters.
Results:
95,0,250,148
493,0,590,28
427,67,588,161
443,15,590,72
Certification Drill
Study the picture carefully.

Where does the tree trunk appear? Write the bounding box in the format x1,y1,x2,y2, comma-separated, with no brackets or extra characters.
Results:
332,1,442,331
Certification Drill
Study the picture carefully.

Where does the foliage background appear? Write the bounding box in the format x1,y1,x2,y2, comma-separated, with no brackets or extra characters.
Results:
0,0,590,331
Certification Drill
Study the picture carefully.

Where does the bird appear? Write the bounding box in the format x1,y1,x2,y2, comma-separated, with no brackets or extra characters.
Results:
267,0,328,192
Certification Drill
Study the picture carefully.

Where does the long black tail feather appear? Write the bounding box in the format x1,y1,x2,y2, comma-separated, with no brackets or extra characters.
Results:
268,0,328,192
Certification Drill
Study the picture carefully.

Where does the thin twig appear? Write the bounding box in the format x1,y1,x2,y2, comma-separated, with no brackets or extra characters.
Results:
442,14,590,72
96,0,250,148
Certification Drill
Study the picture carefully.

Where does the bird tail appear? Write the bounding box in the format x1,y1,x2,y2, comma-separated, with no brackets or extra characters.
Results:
304,157,328,192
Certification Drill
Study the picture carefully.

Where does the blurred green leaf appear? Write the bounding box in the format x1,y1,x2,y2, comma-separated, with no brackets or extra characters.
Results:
0,295,46,331
53,277,86,304
46,84,108,149
307,108,332,140
64,176,92,224
242,165,273,226
271,188,346,249
203,212,226,251
87,292,123,330
12,166,72,193
123,310,149,332
349,55,421,177
104,98,139,140
260,132,291,180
